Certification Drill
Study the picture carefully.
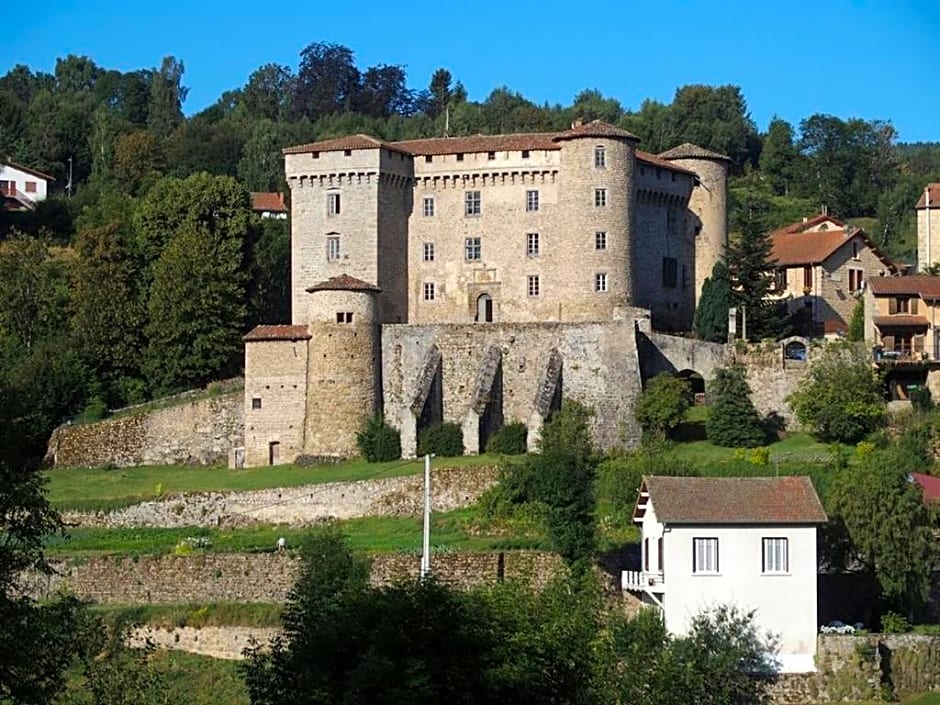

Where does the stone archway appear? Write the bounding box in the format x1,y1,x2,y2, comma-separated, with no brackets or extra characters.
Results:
476,293,493,323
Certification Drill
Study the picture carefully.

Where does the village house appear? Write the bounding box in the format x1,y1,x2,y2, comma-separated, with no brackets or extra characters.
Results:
917,184,940,271
769,215,896,338
864,275,940,361
622,475,828,673
0,160,53,211
250,191,288,219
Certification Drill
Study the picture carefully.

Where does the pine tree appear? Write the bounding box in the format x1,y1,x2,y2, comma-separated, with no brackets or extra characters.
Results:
847,298,865,342
727,195,780,340
705,366,765,447
693,261,731,342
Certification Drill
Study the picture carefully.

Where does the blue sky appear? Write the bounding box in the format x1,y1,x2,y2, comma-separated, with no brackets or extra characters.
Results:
2,0,938,141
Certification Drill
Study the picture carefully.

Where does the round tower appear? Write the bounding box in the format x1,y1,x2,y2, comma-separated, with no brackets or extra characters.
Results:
554,120,639,320
303,274,381,458
658,144,730,308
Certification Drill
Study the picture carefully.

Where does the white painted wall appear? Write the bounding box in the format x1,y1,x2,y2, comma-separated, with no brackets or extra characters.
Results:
660,521,819,672
0,163,49,203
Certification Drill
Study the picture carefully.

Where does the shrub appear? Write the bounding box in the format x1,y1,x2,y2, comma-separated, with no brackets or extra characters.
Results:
911,386,933,413
880,611,911,634
485,422,528,455
596,448,697,509
540,400,595,461
417,422,464,457
705,366,766,448
356,417,402,463
77,397,108,423
635,374,690,440
847,298,865,342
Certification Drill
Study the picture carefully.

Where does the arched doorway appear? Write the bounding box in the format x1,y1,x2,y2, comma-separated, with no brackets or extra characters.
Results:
476,293,493,323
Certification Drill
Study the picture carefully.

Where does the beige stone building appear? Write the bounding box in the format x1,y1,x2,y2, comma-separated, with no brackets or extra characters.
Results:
241,121,730,466
865,276,940,361
917,184,940,271
769,215,896,336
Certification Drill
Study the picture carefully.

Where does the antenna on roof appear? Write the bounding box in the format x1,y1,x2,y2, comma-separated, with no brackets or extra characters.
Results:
444,106,450,139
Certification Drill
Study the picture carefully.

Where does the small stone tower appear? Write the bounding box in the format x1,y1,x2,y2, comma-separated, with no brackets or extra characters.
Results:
917,184,940,271
303,274,381,458
658,144,730,306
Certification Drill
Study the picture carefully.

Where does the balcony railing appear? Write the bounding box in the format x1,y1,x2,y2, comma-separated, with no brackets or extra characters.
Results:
621,570,666,593
875,350,935,363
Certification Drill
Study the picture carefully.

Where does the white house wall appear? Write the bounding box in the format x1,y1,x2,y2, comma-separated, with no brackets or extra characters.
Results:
0,164,48,203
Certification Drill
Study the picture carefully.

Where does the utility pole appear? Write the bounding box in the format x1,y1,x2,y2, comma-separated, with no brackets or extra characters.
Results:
420,454,432,578
66,156,73,199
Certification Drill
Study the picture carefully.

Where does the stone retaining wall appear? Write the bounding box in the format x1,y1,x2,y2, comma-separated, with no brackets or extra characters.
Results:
129,625,280,660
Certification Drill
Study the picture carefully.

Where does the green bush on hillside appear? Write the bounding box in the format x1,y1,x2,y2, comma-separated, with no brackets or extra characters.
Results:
417,422,464,457
635,374,691,440
705,366,766,448
485,422,528,455
356,417,401,462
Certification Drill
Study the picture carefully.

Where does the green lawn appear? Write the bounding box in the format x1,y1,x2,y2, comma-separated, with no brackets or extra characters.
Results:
46,454,502,512
89,602,283,629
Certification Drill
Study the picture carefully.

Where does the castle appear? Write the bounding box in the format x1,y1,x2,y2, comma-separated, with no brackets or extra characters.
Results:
241,121,730,466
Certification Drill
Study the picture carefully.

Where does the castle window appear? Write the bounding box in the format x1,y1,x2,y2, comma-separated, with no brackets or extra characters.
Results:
251,397,262,410
423,196,435,217
594,188,607,207
527,232,540,258
671,172,676,182
423,242,435,262
667,208,678,235
456,153,464,162
526,190,539,212
521,150,530,158
465,191,481,216
327,192,341,216
527,275,540,297
595,272,608,292
656,168,662,180
595,231,608,250
423,282,435,301
425,155,433,163
594,146,606,169
336,312,354,324
662,257,678,288
343,149,352,156
312,151,319,159
487,151,496,160
465,237,482,262
326,236,341,261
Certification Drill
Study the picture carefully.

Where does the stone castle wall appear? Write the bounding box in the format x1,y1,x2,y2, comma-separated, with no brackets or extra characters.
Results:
733,340,814,430
46,390,243,469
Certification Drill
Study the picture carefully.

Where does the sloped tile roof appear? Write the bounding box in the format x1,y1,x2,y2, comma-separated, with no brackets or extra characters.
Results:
771,229,853,266
250,192,287,213
552,120,639,142
823,316,848,334
243,325,311,342
639,476,827,524
868,275,940,298
771,215,847,236
392,133,560,156
911,473,940,503
658,143,731,162
306,273,381,293
916,184,940,209
2,159,55,181
636,150,696,176
873,315,929,328
283,134,411,156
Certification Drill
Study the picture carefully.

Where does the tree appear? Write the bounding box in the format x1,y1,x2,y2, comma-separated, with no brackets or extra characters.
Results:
705,366,765,447
0,233,70,349
246,217,291,326
424,68,453,119
636,374,691,440
539,399,595,461
727,195,779,340
693,261,731,342
665,84,759,170
292,42,360,120
828,448,936,617
242,63,294,121
529,449,597,567
788,342,884,443
847,298,865,342
571,89,624,124
356,64,414,118
147,56,187,137
144,221,248,394
113,130,165,194
760,117,800,196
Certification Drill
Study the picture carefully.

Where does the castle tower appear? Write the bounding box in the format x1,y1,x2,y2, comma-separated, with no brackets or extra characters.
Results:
658,144,730,306
554,121,639,319
303,275,381,458
917,184,940,271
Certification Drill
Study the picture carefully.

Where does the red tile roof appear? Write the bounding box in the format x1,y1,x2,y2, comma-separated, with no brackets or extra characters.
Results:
658,143,731,162
393,133,559,156
283,134,411,156
770,227,896,271
873,315,929,328
911,473,940,503
823,317,848,334
552,120,639,142
306,274,381,293
637,475,827,524
868,275,940,298
250,192,287,213
636,150,697,176
772,215,847,236
243,325,311,342
2,159,55,181
915,184,940,209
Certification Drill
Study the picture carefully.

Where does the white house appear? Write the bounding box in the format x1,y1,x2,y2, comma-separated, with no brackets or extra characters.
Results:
622,475,828,673
0,161,53,210
250,192,288,219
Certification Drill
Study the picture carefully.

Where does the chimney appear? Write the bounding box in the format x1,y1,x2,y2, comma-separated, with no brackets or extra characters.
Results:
821,204,829,216
571,118,583,129
802,217,808,224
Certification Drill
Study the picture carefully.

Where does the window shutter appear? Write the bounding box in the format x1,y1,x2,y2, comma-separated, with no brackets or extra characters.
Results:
889,298,898,314
912,298,920,315
915,335,925,353
883,335,895,350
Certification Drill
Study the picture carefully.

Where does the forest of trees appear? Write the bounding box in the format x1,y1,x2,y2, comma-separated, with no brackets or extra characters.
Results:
1,41,940,458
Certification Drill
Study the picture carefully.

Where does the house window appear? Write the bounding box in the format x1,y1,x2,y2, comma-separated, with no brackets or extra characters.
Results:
595,272,608,292
526,190,539,212
251,397,262,410
25,181,37,193
527,275,540,297
693,537,719,574
774,269,788,291
594,145,606,168
327,192,341,216
0,181,12,195
848,269,864,293
527,232,540,258
423,197,435,217
423,282,435,301
852,242,860,260
595,231,607,250
326,236,341,261
594,188,607,207
521,150,530,159
662,257,678,288
465,237,482,261
336,312,353,324
895,297,911,314
762,537,789,574
803,266,813,290
465,190,481,216
423,242,435,262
